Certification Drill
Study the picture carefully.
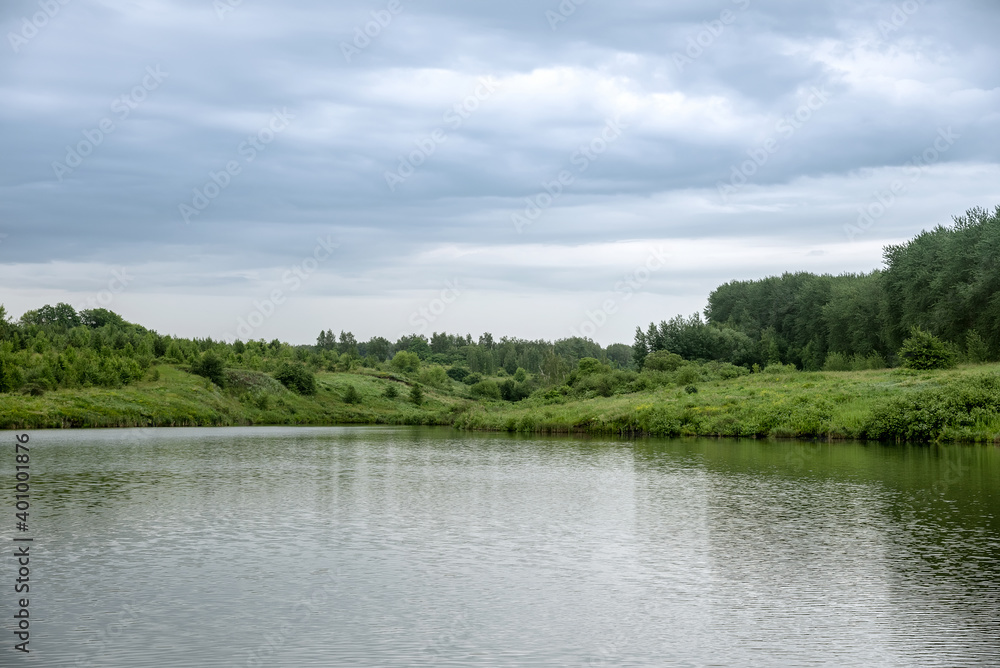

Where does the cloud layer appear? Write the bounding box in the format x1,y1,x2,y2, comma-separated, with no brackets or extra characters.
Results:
2,0,999,343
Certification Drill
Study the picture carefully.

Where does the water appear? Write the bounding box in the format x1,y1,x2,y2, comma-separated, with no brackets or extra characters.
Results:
4,427,999,667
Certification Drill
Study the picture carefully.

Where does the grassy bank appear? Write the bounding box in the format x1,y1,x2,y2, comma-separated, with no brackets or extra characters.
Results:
454,363,1000,443
3,362,1000,443
0,364,469,429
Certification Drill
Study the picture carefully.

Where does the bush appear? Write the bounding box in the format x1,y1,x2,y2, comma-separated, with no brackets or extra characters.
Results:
823,352,851,371
966,329,990,363
898,327,957,370
470,379,501,400
577,358,609,376
513,367,528,382
409,383,424,405
684,384,698,394
390,351,420,374
762,362,797,374
446,366,469,382
274,362,317,395
644,350,684,372
675,365,701,385
463,372,483,386
191,350,226,387
342,385,361,404
418,365,450,389
498,379,531,402
383,383,399,399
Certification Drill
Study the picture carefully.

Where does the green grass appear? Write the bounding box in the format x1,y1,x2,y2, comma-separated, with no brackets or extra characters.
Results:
4,362,1000,443
453,363,1000,443
0,364,470,429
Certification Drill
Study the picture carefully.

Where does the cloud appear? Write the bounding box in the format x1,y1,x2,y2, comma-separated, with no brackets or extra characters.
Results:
1,0,999,343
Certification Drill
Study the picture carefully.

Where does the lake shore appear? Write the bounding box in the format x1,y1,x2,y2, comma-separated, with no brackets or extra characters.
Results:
3,363,1000,443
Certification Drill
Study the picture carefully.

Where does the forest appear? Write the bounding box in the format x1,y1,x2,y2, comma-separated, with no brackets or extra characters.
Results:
634,205,999,371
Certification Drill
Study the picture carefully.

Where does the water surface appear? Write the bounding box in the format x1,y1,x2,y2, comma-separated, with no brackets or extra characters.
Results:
6,427,999,666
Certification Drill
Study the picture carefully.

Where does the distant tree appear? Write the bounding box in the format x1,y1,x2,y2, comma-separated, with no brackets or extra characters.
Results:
383,383,399,399
966,329,990,363
643,350,684,372
409,382,423,405
338,331,358,357
390,351,420,373
191,350,226,387
342,384,361,404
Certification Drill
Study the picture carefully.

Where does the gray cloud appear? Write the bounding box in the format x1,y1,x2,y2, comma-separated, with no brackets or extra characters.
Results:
2,0,999,342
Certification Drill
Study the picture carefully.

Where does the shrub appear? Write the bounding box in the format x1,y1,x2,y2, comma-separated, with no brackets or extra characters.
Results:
823,352,851,371
675,365,701,385
383,383,399,399
191,350,226,387
390,351,420,374
418,365,450,389
684,384,698,394
409,383,424,405
513,367,528,382
898,327,957,370
463,372,483,386
966,329,990,363
498,379,531,402
577,357,609,376
470,379,501,400
342,385,361,404
274,362,317,395
446,366,469,382
644,350,684,372
762,362,797,374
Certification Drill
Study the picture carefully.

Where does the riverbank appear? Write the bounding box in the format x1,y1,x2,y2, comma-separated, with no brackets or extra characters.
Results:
3,363,1000,443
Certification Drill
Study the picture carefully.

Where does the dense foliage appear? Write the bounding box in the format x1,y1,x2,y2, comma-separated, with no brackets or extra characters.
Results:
636,206,1000,370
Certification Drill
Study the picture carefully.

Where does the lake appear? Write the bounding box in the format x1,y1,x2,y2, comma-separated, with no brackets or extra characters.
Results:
7,427,1000,666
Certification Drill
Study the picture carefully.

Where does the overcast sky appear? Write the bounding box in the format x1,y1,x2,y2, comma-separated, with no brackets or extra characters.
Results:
2,0,999,345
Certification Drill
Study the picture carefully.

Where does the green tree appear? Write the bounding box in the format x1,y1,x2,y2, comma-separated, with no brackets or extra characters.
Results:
342,384,361,404
409,382,424,405
274,362,317,394
391,351,420,373
898,327,957,370
192,350,226,387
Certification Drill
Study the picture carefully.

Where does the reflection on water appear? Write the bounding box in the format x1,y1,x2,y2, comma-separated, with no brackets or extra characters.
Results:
6,427,999,667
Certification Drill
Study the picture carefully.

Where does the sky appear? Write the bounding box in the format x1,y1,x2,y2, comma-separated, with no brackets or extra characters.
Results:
2,0,999,346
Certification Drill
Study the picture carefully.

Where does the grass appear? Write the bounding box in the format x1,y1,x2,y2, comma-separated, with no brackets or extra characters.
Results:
0,364,470,429
453,363,1000,443
3,362,1000,443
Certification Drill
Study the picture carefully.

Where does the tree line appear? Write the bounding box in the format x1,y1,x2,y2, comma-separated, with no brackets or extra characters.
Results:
635,205,1000,370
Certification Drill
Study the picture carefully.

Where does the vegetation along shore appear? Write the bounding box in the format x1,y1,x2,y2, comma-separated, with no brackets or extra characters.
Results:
3,206,1000,443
